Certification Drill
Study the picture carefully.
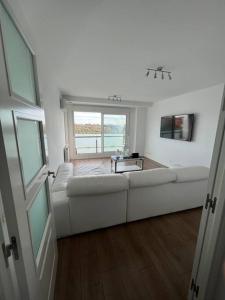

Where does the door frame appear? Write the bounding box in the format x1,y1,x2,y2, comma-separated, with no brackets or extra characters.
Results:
0,189,21,300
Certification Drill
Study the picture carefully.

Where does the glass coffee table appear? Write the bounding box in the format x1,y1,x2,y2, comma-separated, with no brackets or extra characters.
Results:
111,155,144,173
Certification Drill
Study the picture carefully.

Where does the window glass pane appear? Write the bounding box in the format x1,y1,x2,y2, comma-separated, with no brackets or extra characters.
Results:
28,184,49,258
17,119,43,185
74,112,102,154
104,114,127,153
0,3,37,104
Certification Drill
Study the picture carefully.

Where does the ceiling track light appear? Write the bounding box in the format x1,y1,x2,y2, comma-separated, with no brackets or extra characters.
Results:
108,95,122,102
146,66,172,80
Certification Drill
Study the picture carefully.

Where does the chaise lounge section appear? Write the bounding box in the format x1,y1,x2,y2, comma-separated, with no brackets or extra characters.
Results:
125,166,209,222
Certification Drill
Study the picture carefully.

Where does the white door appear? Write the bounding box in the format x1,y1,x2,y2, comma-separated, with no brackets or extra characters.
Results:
0,2,57,300
188,86,225,299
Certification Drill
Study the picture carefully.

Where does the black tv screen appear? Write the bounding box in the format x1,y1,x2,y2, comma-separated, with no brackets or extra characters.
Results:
160,116,173,139
160,114,194,141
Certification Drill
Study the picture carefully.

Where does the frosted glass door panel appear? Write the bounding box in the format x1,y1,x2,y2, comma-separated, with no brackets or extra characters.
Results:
28,184,49,258
17,119,43,186
0,3,37,104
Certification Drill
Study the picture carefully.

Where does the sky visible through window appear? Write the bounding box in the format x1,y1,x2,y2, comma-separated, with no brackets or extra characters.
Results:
74,112,100,124
74,112,126,125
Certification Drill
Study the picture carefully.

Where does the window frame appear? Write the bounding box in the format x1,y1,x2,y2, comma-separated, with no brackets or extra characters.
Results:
69,105,130,159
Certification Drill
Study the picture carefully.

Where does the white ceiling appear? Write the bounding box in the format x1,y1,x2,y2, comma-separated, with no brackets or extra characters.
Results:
13,0,225,102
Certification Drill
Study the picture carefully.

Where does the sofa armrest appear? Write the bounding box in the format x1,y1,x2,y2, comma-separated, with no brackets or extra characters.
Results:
52,191,71,238
52,163,74,192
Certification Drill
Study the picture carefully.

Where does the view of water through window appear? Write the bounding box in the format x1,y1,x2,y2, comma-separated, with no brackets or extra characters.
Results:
74,112,127,154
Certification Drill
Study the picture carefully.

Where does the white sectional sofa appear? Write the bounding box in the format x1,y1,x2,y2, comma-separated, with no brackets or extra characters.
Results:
51,163,209,238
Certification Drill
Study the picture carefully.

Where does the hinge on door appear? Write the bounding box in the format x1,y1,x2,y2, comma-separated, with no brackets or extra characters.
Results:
190,278,200,298
205,193,211,209
1,236,19,268
210,197,217,213
205,194,217,214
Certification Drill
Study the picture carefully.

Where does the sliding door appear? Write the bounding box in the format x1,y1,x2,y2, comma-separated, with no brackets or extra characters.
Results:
74,111,102,154
103,114,127,153
73,110,129,157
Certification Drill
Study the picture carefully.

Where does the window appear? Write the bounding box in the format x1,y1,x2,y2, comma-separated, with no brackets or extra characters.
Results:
73,111,128,155
74,112,102,154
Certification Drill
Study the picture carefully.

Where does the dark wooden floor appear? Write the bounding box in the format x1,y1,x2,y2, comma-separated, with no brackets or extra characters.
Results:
72,157,166,176
54,208,202,300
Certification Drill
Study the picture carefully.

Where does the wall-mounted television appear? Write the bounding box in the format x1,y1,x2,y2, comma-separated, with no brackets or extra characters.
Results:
160,114,194,141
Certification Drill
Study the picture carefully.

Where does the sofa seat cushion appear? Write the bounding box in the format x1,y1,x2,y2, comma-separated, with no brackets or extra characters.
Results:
173,166,209,183
52,163,74,192
67,174,128,196
125,168,176,188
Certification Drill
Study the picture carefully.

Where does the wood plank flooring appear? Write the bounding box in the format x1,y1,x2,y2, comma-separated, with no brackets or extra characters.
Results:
72,157,165,176
54,208,202,300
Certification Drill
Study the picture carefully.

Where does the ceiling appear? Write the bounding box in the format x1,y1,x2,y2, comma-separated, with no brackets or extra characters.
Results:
12,0,225,102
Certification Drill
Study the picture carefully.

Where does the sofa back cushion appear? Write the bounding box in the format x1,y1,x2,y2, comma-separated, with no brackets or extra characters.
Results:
172,166,209,183
67,174,128,196
52,163,74,192
125,168,176,188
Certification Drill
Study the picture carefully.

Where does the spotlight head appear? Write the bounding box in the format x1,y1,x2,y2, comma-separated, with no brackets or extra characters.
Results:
168,73,172,80
154,71,157,79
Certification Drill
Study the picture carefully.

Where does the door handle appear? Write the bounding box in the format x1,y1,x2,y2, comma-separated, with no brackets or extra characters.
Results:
47,171,56,178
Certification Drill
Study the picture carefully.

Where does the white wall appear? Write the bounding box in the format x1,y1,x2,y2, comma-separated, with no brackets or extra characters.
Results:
131,107,147,155
145,84,224,167
41,86,65,171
